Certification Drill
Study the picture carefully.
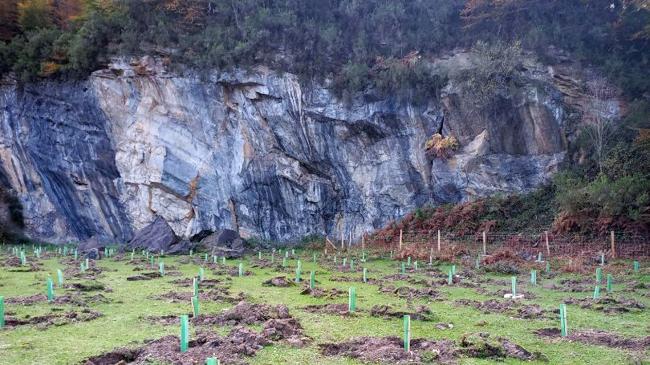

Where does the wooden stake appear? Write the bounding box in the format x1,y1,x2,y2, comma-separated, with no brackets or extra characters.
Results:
362,234,365,251
437,230,441,252
399,229,403,252
610,231,616,259
482,231,487,255
545,231,550,257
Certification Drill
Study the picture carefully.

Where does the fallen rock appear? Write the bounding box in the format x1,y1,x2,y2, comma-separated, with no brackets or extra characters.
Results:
199,229,245,258
127,216,190,254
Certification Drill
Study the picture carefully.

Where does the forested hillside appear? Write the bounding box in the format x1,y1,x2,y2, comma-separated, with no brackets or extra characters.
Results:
0,0,649,239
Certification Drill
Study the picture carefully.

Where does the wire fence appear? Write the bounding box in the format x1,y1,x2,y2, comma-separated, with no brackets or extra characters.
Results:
364,230,650,259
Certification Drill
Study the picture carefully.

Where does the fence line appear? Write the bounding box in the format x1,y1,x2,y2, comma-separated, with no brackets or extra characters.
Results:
365,230,650,259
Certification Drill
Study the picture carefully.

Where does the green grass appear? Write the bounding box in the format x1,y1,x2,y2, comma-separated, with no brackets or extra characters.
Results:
0,247,648,365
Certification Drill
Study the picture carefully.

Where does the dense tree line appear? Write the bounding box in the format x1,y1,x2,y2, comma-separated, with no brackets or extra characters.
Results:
0,0,648,236
0,0,648,100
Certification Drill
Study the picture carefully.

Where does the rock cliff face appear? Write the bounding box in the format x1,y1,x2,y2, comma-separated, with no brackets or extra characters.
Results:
0,53,619,243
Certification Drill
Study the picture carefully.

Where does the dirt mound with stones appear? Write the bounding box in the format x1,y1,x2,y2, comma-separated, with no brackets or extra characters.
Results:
535,328,650,351
86,302,310,365
4,309,102,329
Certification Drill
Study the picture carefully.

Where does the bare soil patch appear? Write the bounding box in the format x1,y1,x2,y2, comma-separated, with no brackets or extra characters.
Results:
4,309,102,329
534,328,650,351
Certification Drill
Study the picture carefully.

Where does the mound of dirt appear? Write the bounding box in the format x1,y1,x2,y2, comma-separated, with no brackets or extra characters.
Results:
300,287,346,298
262,318,311,346
370,305,437,321
213,301,291,325
303,303,351,316
534,328,650,351
320,336,456,364
88,305,309,364
563,297,645,314
85,327,265,365
262,276,296,287
152,288,246,304
458,332,543,361
391,286,442,300
454,299,552,320
5,309,102,329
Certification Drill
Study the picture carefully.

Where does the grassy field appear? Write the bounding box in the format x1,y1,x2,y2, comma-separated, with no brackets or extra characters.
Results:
0,246,648,365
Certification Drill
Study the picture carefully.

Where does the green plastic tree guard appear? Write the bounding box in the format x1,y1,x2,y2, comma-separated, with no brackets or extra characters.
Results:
633,261,639,273
57,269,64,287
593,285,600,300
606,274,613,293
451,265,456,275
403,315,411,352
511,276,517,296
205,358,219,365
180,315,189,352
199,268,205,281
159,262,165,276
0,296,4,328
559,304,568,337
363,268,367,283
295,265,301,283
350,259,354,271
530,270,537,285
348,287,356,312
545,261,550,273
448,269,453,285
282,257,287,267
47,277,54,302
596,268,602,283
407,256,411,267
310,271,315,289
413,261,418,271
238,263,244,277
192,295,200,318
193,278,199,297
222,257,226,265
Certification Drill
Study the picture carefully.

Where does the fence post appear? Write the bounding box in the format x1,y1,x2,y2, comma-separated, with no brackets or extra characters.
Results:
399,229,403,252
545,231,550,257
437,230,441,252
482,231,487,255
